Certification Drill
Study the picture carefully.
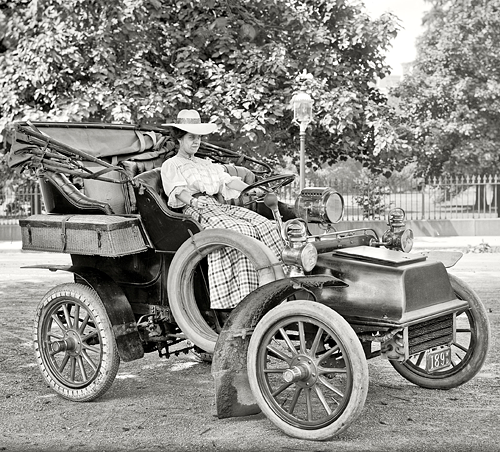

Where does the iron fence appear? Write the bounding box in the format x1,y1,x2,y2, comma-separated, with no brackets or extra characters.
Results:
0,180,42,223
1,174,499,222
280,174,499,221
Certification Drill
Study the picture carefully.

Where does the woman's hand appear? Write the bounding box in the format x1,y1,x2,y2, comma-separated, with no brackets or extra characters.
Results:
192,195,210,209
245,187,267,200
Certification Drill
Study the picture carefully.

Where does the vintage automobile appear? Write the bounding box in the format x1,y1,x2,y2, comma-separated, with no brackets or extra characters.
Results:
8,121,490,441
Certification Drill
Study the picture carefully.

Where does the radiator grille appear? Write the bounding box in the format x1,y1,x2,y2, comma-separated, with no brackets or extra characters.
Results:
408,314,454,355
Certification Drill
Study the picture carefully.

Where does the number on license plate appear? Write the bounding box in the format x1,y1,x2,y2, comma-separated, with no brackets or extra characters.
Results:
426,347,452,372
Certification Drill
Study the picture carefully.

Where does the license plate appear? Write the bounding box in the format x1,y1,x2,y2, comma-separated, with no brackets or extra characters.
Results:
426,347,452,372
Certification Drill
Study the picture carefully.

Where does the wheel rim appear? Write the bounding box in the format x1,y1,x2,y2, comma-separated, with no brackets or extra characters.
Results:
40,299,103,388
255,315,354,429
402,306,476,378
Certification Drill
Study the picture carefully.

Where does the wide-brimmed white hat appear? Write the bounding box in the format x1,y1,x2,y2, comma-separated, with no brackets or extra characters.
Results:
162,109,217,135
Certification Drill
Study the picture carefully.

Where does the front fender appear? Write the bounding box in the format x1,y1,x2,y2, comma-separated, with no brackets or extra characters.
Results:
212,275,347,419
418,250,463,268
24,264,144,362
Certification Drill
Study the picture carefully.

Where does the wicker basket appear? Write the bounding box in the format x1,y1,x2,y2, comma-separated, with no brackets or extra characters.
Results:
19,214,148,257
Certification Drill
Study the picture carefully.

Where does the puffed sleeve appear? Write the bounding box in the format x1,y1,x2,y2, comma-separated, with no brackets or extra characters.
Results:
214,163,241,200
161,159,188,208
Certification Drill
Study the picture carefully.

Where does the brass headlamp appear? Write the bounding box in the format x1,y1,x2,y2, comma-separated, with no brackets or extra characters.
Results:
294,187,344,224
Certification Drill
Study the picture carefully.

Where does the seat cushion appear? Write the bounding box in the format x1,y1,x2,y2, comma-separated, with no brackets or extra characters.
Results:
134,167,163,193
40,171,114,215
221,164,256,185
121,157,166,179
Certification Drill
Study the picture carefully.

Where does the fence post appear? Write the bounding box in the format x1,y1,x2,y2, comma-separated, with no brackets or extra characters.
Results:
421,180,426,219
34,183,42,214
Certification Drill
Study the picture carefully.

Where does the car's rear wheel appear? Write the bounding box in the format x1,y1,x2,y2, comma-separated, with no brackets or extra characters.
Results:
34,283,120,401
391,274,490,389
247,300,369,441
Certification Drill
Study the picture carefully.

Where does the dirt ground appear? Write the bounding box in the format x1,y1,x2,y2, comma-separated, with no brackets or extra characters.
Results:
0,247,499,452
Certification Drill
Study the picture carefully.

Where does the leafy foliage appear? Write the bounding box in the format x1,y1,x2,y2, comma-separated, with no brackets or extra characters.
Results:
392,0,500,178
353,171,391,219
466,240,493,254
1,0,401,175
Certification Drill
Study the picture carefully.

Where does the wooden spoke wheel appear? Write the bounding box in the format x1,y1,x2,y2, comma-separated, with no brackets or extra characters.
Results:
247,300,369,441
34,283,120,401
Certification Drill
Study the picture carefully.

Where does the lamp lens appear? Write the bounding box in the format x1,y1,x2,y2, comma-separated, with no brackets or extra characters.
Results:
324,191,344,223
400,229,414,253
300,243,318,272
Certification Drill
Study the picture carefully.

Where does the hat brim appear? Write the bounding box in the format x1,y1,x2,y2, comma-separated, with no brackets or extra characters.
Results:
161,123,217,135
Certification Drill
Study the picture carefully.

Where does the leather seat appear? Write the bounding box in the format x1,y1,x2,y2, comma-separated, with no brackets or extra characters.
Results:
220,164,256,185
132,164,257,209
39,170,114,215
133,167,166,203
132,168,202,251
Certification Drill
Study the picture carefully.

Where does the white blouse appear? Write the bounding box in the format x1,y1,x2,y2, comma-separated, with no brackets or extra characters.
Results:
161,155,240,208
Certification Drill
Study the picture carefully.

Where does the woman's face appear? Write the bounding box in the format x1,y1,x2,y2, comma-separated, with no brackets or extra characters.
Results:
178,133,201,157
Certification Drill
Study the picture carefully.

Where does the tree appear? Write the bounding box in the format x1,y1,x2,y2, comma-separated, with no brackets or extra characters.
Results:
393,0,500,179
0,0,401,175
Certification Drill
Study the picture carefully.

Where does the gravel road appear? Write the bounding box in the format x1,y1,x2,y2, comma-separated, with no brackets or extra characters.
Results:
0,249,499,452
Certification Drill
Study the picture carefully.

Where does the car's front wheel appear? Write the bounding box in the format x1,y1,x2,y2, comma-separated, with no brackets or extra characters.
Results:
247,300,369,441
34,283,120,401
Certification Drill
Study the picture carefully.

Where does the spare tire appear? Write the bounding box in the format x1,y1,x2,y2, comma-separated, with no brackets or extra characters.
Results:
167,228,284,353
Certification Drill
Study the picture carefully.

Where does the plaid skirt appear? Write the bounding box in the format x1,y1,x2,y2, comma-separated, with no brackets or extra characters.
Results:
184,197,283,309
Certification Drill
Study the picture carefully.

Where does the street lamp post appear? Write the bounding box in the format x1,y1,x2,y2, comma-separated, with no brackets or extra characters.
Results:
292,92,313,191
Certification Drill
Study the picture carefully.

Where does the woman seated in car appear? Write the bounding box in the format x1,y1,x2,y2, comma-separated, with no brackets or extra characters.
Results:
161,109,284,312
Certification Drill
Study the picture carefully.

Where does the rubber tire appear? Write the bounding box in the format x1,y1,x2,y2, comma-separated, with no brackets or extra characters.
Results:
247,300,369,441
391,273,490,389
167,229,284,354
34,283,120,402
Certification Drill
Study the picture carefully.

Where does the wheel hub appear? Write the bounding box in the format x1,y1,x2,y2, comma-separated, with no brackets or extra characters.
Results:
283,355,318,387
50,330,82,356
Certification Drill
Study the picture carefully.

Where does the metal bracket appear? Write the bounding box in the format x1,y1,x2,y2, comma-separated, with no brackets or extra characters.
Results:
230,328,255,340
